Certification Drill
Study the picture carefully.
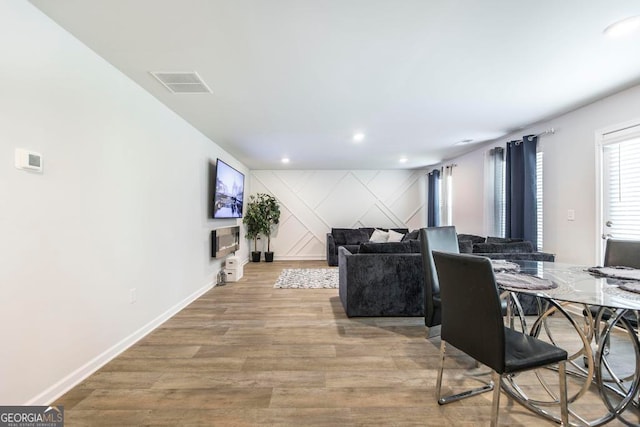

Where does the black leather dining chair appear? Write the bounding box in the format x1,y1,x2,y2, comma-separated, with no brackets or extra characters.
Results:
604,238,640,268
418,226,459,338
589,238,640,329
432,251,569,427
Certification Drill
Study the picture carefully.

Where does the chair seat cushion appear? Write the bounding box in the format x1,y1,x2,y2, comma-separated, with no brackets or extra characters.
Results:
503,327,567,374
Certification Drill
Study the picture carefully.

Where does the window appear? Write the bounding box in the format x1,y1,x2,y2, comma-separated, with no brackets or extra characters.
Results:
536,151,543,249
487,148,505,237
440,165,454,226
488,145,543,246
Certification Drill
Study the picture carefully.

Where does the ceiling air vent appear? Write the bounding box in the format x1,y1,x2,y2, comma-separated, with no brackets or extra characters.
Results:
150,71,211,94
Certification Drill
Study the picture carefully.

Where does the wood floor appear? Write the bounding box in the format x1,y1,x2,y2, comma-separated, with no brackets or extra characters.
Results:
55,260,634,426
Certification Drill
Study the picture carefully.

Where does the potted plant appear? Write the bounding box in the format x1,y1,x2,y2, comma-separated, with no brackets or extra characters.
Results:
243,194,266,262
257,193,281,262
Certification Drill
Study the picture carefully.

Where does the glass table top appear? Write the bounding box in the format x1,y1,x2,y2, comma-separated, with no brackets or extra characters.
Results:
503,261,640,310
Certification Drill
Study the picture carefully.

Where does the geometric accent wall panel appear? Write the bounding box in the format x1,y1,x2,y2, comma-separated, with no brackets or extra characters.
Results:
250,169,428,260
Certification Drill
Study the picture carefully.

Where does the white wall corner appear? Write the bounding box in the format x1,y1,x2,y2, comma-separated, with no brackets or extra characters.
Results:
25,281,214,405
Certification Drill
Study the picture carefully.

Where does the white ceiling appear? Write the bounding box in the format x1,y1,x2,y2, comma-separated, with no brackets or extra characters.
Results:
29,0,640,170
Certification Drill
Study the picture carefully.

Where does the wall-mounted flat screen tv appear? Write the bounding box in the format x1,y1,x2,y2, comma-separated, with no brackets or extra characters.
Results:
213,159,244,219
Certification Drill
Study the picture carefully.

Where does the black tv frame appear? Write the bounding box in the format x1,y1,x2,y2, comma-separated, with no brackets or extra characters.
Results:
212,158,244,219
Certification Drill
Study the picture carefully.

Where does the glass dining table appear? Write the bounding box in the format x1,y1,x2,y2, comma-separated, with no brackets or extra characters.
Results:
495,261,640,426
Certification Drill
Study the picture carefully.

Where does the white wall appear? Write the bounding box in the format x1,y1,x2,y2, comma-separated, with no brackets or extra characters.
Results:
0,2,247,404
448,83,640,264
448,149,486,234
249,169,427,259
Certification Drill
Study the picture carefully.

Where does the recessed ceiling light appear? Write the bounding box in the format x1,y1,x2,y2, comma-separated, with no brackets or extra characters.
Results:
353,132,365,143
281,157,290,164
399,157,408,163
604,15,640,38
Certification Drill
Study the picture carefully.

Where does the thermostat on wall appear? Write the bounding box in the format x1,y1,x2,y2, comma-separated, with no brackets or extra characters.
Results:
15,148,42,172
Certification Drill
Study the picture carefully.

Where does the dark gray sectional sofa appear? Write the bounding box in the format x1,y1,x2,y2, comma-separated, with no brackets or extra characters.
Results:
338,242,423,317
457,234,555,262
335,229,555,318
326,227,411,266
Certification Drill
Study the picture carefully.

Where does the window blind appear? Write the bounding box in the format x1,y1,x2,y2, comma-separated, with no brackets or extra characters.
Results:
603,136,640,239
536,151,543,249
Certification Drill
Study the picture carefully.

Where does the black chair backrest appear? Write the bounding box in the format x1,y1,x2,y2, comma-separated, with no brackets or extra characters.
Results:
432,251,506,373
420,226,459,297
604,239,640,269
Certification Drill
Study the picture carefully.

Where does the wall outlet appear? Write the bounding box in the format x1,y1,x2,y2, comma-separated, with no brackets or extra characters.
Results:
130,288,137,304
567,209,575,221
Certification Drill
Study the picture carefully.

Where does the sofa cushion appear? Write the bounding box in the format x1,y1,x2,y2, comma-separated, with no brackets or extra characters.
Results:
341,244,361,254
402,230,419,241
485,236,524,244
458,240,473,254
358,241,415,254
480,252,555,262
473,241,534,254
332,228,370,245
457,233,486,244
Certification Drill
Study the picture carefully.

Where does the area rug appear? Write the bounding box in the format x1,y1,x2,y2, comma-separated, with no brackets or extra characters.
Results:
273,268,339,289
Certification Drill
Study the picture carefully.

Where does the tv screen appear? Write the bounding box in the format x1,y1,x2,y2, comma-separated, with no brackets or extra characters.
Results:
213,159,244,219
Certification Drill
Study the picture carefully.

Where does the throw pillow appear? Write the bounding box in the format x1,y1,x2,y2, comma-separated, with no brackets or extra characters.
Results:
387,229,404,242
369,229,389,243
401,230,420,241
390,228,410,235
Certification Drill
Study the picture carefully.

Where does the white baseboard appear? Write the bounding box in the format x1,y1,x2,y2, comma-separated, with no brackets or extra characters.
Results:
26,281,214,405
271,255,325,261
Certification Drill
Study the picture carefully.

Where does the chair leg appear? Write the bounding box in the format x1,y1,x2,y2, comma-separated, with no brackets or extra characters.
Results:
490,371,501,427
426,324,441,339
437,340,494,405
436,340,446,400
558,361,569,426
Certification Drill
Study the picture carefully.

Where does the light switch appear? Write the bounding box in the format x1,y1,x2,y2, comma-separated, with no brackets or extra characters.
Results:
567,209,575,221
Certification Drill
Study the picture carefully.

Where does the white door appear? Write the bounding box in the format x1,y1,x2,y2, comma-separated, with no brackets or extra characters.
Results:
599,123,640,261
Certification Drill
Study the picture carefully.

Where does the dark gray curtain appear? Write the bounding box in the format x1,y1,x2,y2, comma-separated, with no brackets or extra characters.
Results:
427,169,440,227
505,136,537,249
